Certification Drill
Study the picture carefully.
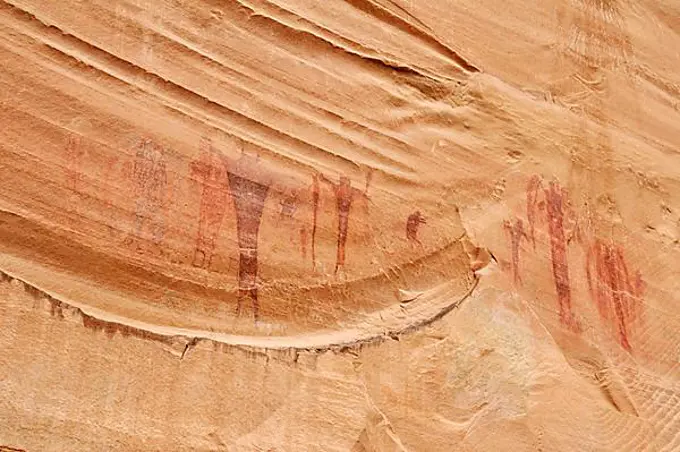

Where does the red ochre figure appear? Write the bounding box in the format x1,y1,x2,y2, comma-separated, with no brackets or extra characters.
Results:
320,173,370,276
526,174,543,249
310,173,320,270
64,135,86,192
586,239,645,352
190,137,230,269
527,176,579,331
503,217,529,285
333,176,354,275
128,138,167,246
227,153,272,319
406,211,427,247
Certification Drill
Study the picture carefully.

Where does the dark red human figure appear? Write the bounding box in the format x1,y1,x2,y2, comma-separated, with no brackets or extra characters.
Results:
503,217,529,285
527,177,579,330
227,152,272,319
64,135,86,192
190,137,230,269
310,173,320,270
586,239,645,352
544,181,577,329
128,138,167,247
320,173,370,277
406,211,427,247
334,176,353,275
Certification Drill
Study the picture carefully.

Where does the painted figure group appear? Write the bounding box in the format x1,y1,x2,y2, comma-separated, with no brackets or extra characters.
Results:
504,175,645,352
64,134,435,319
109,137,422,318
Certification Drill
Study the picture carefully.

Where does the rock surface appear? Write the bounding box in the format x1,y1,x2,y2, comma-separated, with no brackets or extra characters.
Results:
0,0,679,450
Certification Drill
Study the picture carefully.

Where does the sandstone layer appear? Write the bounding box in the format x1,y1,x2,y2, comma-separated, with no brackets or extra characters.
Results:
0,0,679,450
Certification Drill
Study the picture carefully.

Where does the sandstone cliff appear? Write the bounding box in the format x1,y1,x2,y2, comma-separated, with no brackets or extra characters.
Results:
0,0,679,450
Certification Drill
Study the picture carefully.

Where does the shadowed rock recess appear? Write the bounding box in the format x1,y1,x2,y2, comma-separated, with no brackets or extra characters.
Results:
0,0,679,450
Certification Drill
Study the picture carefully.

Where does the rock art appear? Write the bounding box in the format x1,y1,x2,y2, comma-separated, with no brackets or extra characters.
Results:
0,0,678,450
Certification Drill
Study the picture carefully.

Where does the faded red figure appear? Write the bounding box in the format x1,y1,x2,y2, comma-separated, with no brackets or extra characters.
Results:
279,188,300,220
586,239,645,352
64,135,86,192
299,226,308,259
278,186,311,258
226,152,273,319
190,137,230,269
526,175,543,249
128,138,167,247
100,154,121,236
527,176,580,330
503,217,529,285
406,211,427,247
320,172,371,277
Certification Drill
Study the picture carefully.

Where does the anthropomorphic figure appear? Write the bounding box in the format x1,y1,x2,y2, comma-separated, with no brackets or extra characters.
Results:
279,188,299,220
310,173,321,270
319,173,370,277
503,217,529,285
277,187,305,250
586,239,644,352
527,176,579,330
64,135,86,192
129,138,167,248
190,137,230,269
227,152,272,319
406,211,427,247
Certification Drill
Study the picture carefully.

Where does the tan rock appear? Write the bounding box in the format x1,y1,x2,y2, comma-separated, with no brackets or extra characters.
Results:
0,0,679,450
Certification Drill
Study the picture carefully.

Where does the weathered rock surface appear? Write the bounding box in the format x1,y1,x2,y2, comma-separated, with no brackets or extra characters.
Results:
0,0,679,450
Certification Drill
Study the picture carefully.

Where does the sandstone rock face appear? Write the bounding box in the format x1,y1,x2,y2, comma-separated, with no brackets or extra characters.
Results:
0,1,679,450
